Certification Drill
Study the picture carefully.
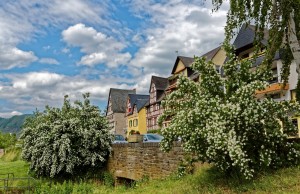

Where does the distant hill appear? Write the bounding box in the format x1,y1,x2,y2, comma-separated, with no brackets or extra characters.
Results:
0,114,32,135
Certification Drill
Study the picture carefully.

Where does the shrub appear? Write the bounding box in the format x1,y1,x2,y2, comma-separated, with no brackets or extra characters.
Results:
21,93,113,178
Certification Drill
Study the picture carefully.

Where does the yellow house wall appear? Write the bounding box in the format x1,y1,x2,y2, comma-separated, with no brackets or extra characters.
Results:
127,113,138,136
138,108,147,135
126,108,147,136
174,61,186,74
212,48,226,65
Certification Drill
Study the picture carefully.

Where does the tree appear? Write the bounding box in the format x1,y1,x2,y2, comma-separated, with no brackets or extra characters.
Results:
21,94,113,178
211,0,300,99
159,46,300,179
0,132,17,149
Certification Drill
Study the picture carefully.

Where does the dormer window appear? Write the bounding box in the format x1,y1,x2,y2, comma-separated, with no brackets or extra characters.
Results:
127,101,131,113
241,53,249,59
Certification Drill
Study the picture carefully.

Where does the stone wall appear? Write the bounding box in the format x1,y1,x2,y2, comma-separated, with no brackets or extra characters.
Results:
107,142,185,181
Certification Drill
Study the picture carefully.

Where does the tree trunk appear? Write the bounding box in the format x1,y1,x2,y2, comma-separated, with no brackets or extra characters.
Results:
288,11,300,80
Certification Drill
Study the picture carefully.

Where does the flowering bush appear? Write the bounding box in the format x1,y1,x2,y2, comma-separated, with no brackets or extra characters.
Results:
159,43,300,179
21,93,113,178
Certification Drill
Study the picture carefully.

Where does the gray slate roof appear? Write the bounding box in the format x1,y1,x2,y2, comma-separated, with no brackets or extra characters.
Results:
201,46,221,61
145,76,169,107
171,56,194,74
107,88,136,114
233,24,268,51
128,94,150,114
150,76,169,92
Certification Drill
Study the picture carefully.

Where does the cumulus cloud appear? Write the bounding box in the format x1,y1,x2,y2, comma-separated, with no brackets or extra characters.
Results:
62,23,131,67
0,0,230,115
0,0,110,70
39,58,59,65
127,0,228,75
0,71,137,113
0,46,37,69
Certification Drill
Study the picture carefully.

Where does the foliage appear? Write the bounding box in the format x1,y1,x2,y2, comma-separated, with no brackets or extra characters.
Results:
159,45,300,179
21,93,113,178
147,129,161,134
0,132,17,149
101,171,115,187
129,130,140,135
34,181,93,194
177,155,196,178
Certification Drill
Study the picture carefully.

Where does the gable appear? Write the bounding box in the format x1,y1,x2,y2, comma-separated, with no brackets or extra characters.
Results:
174,60,186,74
106,88,136,114
211,48,226,65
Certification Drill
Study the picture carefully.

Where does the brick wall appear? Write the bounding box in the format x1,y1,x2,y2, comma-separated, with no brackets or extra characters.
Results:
107,142,185,181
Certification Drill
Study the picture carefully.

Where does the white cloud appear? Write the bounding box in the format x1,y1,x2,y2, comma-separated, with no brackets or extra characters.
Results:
0,0,110,70
62,23,131,68
127,0,228,75
0,111,23,118
39,58,59,65
0,46,38,69
0,71,137,112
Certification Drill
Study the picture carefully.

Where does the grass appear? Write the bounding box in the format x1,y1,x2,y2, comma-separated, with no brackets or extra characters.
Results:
1,151,300,193
94,163,300,194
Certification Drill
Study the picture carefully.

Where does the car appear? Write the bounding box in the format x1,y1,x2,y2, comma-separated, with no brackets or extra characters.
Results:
143,134,163,142
113,134,128,143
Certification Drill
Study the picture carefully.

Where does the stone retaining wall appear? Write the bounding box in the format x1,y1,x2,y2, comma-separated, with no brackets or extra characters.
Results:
107,142,185,181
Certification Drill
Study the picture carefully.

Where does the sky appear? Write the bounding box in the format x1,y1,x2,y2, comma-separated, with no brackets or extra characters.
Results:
0,0,228,118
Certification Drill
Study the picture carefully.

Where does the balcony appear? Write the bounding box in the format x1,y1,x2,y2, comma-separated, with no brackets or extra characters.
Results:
256,83,289,95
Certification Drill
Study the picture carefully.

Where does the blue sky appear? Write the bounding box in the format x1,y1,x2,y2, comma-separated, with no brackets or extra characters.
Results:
0,0,228,118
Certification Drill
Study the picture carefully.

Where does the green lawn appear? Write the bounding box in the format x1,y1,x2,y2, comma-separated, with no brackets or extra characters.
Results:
1,156,300,193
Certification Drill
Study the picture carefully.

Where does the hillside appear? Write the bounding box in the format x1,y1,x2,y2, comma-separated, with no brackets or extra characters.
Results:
0,114,31,134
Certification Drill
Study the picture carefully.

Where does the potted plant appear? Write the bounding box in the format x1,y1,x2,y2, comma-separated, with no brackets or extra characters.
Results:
128,130,143,143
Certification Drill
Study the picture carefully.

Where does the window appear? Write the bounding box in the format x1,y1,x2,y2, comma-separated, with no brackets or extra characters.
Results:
127,101,131,113
215,65,221,74
152,118,156,126
133,119,138,127
291,90,296,101
129,120,132,127
150,84,156,103
267,93,281,99
148,119,152,126
290,118,299,137
269,67,278,84
241,53,249,59
156,104,160,110
133,105,137,113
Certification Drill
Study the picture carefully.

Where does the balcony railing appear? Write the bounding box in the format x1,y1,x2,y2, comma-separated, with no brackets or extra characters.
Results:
256,83,289,95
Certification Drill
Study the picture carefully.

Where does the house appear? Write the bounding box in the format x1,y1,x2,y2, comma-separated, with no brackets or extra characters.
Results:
233,24,300,137
166,49,227,94
162,51,227,126
232,24,297,102
145,76,169,130
126,94,150,136
106,88,136,137
165,56,196,94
